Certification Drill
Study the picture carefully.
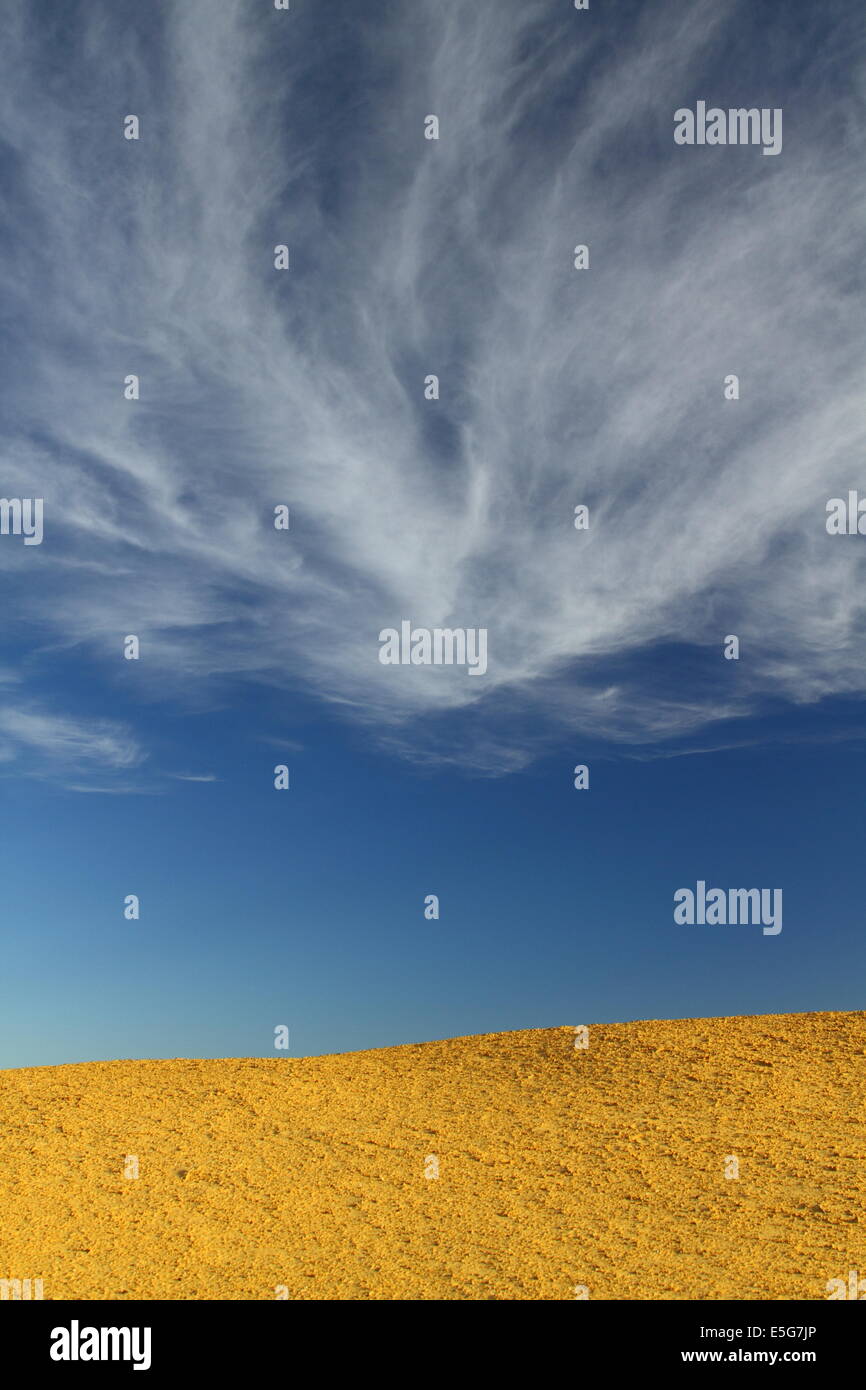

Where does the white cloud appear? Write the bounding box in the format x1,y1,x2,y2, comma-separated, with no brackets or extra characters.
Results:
0,0,863,772
0,707,145,773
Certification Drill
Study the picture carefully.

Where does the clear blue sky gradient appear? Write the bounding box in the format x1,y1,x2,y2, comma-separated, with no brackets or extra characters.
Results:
2,688,864,1067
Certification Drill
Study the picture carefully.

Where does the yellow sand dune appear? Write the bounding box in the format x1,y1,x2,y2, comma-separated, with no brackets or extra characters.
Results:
1,1011,864,1300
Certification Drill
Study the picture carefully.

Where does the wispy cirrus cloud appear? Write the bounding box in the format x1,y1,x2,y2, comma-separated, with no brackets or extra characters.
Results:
0,0,863,774
0,706,145,778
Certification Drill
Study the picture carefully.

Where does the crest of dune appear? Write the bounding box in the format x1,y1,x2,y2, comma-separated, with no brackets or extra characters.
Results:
1,1012,864,1300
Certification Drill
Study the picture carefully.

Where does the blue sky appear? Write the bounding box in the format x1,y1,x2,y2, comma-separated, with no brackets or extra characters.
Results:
1,0,864,1067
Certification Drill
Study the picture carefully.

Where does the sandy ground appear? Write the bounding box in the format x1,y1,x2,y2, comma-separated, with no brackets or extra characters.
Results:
1,1011,864,1300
